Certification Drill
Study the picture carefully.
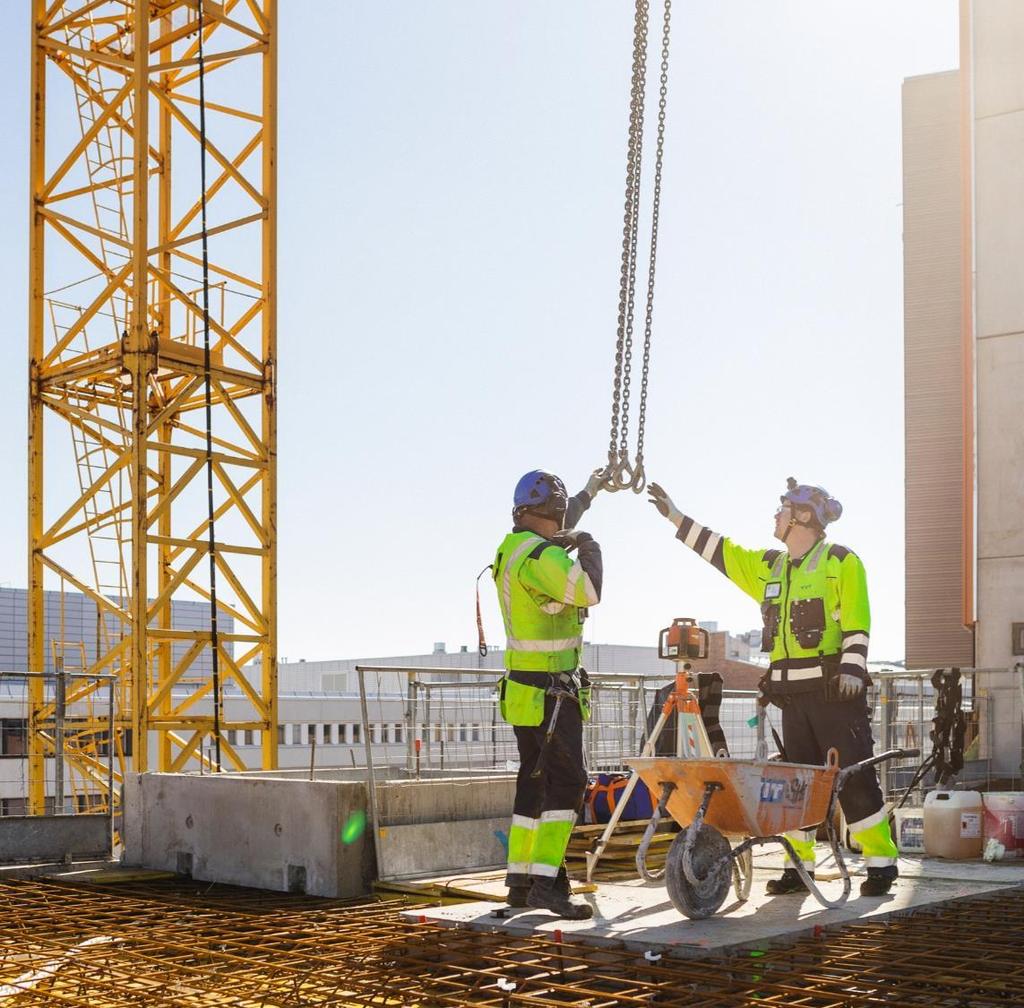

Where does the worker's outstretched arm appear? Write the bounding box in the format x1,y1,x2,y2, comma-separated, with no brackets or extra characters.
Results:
564,468,607,530
647,483,769,602
518,535,602,607
834,546,871,684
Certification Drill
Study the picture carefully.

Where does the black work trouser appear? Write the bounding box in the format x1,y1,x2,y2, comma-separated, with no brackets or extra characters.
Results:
506,687,587,886
779,689,884,825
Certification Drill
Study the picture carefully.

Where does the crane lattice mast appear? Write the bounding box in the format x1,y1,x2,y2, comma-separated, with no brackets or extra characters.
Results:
28,0,277,812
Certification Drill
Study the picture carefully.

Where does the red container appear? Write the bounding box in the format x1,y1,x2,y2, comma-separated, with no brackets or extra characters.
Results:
983,793,1024,858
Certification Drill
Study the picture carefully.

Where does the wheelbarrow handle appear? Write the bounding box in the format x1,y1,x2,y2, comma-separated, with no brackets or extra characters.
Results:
837,747,920,785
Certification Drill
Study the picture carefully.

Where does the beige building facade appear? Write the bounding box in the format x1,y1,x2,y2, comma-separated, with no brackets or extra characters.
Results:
903,0,1024,674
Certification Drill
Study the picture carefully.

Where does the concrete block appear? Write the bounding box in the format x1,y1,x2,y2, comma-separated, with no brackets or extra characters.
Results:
122,773,374,898
380,817,508,878
0,814,110,863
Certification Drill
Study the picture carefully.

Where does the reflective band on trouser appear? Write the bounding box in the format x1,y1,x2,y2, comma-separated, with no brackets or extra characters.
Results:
851,817,898,868
529,809,576,875
507,814,537,874
784,829,816,867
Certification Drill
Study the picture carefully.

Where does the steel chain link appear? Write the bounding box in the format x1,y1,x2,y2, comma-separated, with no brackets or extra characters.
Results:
603,0,671,494
633,0,672,491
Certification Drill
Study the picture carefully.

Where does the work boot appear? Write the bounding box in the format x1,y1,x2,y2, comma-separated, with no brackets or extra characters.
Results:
860,865,898,897
765,867,813,895
506,883,531,907
526,877,594,920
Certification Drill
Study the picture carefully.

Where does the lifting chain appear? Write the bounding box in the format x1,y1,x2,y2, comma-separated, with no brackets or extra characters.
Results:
602,0,672,495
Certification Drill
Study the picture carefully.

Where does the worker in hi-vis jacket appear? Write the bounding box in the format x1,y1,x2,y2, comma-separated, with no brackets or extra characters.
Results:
492,469,604,919
647,477,900,897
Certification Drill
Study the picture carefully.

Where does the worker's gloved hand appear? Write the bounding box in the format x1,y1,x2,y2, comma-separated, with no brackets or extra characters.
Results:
647,483,683,529
837,673,865,698
583,467,608,501
552,528,593,551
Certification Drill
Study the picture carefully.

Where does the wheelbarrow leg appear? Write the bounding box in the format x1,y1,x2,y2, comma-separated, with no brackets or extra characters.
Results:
680,781,723,889
586,707,674,882
771,778,852,909
635,780,676,882
731,846,753,902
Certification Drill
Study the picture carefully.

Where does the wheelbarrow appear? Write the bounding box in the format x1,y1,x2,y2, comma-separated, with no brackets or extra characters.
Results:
624,746,919,919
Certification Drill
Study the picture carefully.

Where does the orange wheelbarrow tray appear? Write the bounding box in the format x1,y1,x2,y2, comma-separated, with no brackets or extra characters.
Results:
622,746,918,920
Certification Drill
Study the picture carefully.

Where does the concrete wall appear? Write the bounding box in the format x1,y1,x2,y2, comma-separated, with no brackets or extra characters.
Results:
901,70,976,668
969,1,1024,773
973,0,1024,676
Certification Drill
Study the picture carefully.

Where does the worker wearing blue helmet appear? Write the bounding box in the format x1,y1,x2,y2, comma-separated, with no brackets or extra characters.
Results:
492,467,605,919
647,477,900,898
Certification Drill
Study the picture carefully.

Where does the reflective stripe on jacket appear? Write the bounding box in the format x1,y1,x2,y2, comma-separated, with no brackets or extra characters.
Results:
493,531,599,673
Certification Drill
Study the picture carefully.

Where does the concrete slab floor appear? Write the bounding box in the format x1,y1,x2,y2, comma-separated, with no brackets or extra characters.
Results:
402,853,1024,958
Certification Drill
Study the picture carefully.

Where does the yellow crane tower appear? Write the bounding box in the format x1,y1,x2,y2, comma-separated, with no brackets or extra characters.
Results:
27,0,277,813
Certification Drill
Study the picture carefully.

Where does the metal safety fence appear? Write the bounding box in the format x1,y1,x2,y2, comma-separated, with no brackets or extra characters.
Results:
870,665,1024,804
351,663,1024,824
352,666,762,779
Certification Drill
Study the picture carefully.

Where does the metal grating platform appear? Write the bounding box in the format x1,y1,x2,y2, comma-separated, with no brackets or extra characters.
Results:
0,878,1022,1005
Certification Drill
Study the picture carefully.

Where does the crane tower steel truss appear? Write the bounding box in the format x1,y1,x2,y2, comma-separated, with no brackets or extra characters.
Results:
28,0,277,812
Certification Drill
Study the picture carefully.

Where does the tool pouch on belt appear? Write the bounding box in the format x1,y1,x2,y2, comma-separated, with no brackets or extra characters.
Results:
577,667,592,723
498,674,545,727
760,601,781,653
757,670,786,709
788,597,825,650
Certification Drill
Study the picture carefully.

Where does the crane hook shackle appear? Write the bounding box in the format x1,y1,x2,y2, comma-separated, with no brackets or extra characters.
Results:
600,450,646,494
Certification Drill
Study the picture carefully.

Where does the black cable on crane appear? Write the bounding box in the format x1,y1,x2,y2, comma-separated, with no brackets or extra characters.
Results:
195,0,223,770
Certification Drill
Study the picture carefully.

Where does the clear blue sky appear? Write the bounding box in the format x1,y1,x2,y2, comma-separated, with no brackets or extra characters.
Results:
0,2,958,663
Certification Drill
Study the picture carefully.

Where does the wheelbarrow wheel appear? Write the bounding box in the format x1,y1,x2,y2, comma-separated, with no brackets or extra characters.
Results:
665,823,732,920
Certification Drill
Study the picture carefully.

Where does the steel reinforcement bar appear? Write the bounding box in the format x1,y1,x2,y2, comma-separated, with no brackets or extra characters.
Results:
0,878,1021,1005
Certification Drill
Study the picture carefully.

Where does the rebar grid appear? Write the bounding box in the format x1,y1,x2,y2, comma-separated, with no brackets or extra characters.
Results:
0,878,1022,1006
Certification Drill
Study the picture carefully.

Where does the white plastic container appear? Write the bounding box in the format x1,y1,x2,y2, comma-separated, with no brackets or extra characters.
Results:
923,789,984,859
893,807,926,853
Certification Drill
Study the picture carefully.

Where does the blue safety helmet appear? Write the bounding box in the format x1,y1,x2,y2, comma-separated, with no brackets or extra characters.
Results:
513,470,568,521
780,477,842,528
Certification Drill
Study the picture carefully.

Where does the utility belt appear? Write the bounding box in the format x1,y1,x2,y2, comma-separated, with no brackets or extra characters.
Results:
500,668,592,726
759,655,844,706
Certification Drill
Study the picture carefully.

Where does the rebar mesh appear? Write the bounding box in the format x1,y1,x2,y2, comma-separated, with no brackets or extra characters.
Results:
0,877,1022,1006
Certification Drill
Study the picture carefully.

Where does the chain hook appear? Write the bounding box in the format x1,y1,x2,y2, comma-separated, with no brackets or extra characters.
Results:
630,458,647,494
600,449,636,493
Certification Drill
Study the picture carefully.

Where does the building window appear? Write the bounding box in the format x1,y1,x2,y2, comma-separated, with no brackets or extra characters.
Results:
277,725,286,746
307,724,316,745
244,730,254,746
471,724,480,742
323,724,333,745
352,723,361,744
0,719,27,758
1,797,27,816
393,723,404,743
337,724,347,744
